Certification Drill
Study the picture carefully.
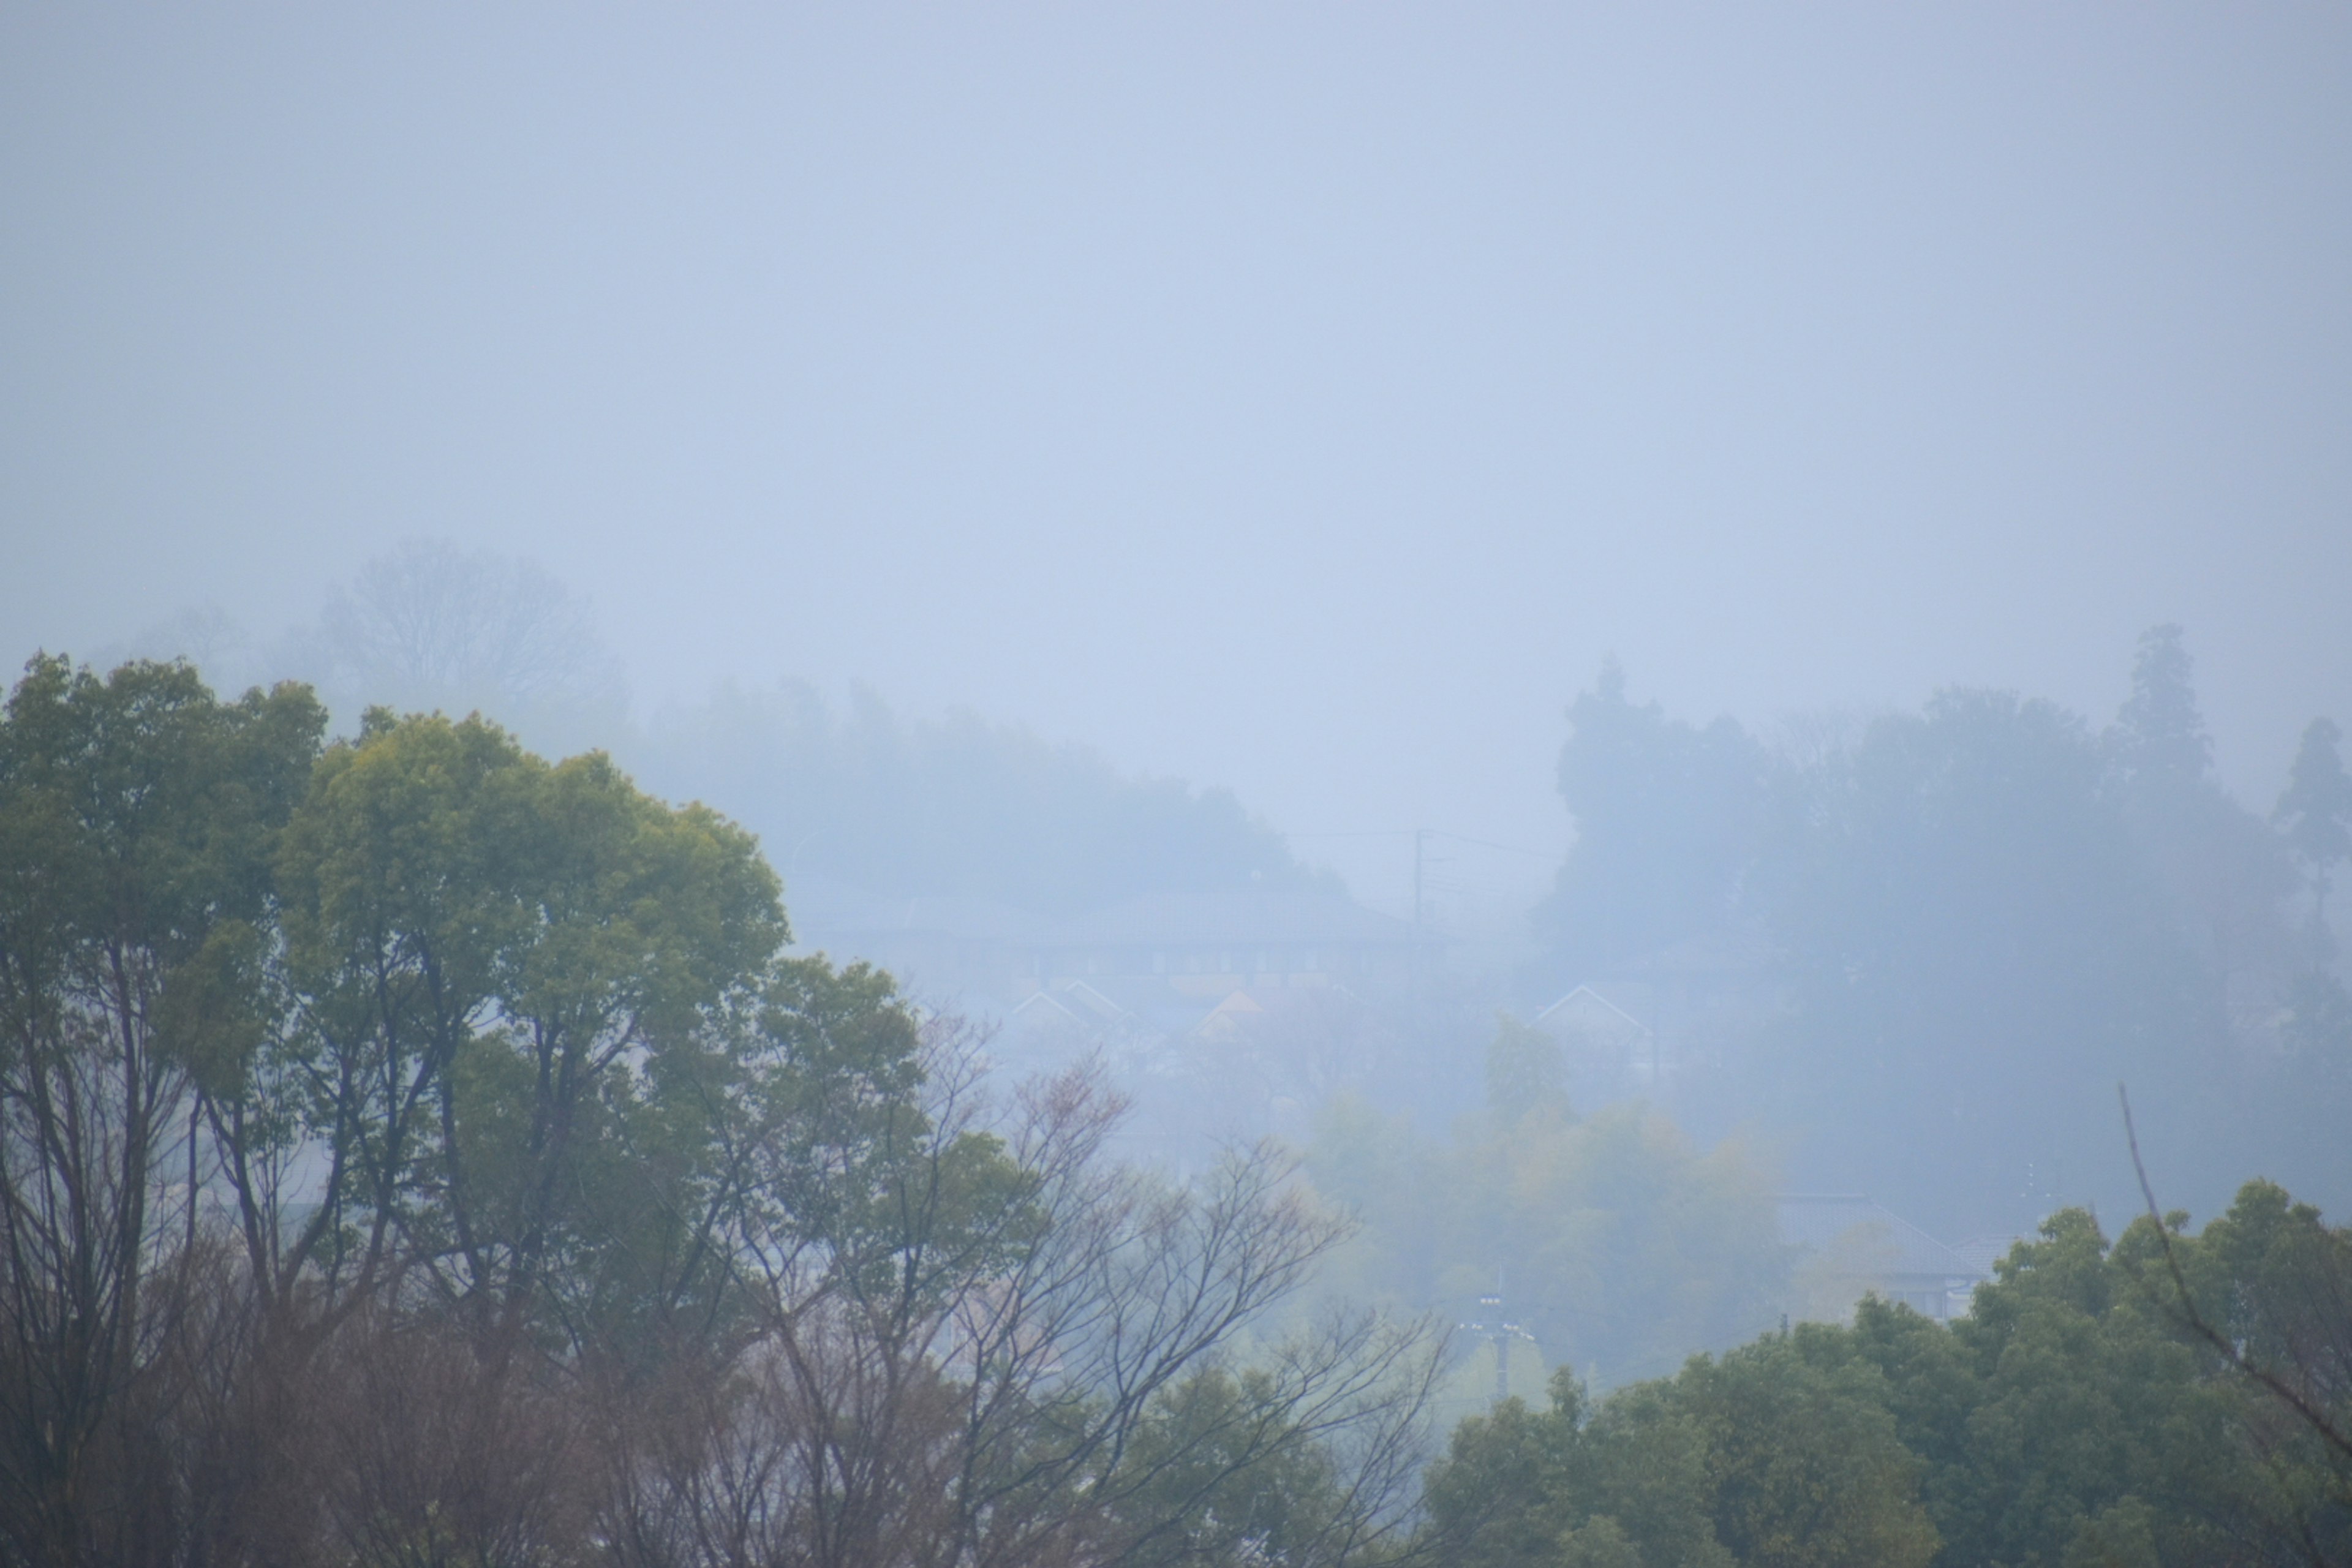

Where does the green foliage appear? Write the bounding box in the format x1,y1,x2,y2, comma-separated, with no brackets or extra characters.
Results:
1486,1014,1572,1128
1423,1184,2352,1567
268,707,790,1321
0,654,328,1565
1687,1336,1938,1568
1425,1346,1934,1568
1,655,1436,1568
0,652,327,1146
0,654,325,1044
1308,1019,1785,1395
1114,1365,1357,1568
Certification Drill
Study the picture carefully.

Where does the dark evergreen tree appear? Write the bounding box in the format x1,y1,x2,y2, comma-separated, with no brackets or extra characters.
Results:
2276,716,2352,929
2114,622,2214,786
1534,658,1768,978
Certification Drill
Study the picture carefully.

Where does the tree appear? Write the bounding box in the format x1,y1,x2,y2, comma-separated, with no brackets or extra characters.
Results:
1306,1019,1785,1399
2277,717,2352,931
1678,1336,1939,1568
2118,1106,2352,1561
1424,1181,2352,1568
597,1014,1443,1568
0,655,1444,1568
279,538,628,750
1752,685,2220,1232
2113,623,2214,786
268,708,787,1338
0,654,324,1565
1422,1342,1937,1568
1534,660,1768,978
1483,1016,1570,1130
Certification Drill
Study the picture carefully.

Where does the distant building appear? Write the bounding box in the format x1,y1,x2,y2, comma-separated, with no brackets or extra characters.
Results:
1777,1193,2006,1322
790,883,1434,1008
1532,927,1785,1100
1533,984,1662,1085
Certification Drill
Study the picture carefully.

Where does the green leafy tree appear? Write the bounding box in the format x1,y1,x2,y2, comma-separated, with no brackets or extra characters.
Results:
1679,1335,1939,1568
0,655,1452,1567
1423,1341,1936,1568
1934,1211,2245,1567
2129,1178,2352,1556
1309,1019,1784,1400
271,709,787,1336
1425,1183,2351,1568
1486,1015,1572,1129
0,654,323,1565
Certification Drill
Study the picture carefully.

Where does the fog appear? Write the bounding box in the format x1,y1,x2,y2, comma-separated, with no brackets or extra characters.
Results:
6,4,2351,1354
10,6,2350,867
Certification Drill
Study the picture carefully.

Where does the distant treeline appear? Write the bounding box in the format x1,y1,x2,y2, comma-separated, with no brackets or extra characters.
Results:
630,678,1328,918
109,538,1324,922
1532,630,2351,1234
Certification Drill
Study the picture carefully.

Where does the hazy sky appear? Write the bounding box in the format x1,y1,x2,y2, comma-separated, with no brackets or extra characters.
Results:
5,4,2348,908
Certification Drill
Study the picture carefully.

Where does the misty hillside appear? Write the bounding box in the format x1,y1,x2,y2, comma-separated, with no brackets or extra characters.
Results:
1515,631,2349,1237
630,678,1332,919
7,8,2351,1563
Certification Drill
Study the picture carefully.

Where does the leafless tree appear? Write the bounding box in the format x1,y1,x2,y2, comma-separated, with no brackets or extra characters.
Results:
600,1025,1445,1568
281,538,627,726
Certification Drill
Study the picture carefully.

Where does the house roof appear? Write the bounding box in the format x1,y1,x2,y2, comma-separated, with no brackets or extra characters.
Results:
1949,1234,2027,1280
1776,1194,1987,1283
1534,984,1653,1036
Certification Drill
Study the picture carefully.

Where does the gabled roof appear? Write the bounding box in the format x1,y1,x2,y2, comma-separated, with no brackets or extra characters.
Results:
1008,989,1085,1026
1949,1234,2027,1280
1534,985,1653,1036
1776,1194,1985,1283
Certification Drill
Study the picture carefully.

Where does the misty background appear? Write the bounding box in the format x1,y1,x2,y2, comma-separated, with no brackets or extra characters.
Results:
6,4,2351,1367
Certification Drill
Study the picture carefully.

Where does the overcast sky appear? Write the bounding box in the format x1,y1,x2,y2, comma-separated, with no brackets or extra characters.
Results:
5,4,2348,907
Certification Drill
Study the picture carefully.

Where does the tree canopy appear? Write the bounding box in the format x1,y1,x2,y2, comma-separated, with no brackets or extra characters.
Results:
0,654,1430,1568
1420,1182,2352,1568
1531,631,2339,1235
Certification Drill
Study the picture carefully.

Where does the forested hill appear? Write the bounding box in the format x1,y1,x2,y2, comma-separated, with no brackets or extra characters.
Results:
626,678,1330,919
107,540,1332,922
1525,629,2351,1238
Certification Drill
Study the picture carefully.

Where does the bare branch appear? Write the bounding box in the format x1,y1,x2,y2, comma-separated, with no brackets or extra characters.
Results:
2119,1083,2352,1464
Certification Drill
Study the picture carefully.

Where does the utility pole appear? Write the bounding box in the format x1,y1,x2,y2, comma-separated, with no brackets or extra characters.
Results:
1460,1268,1537,1406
